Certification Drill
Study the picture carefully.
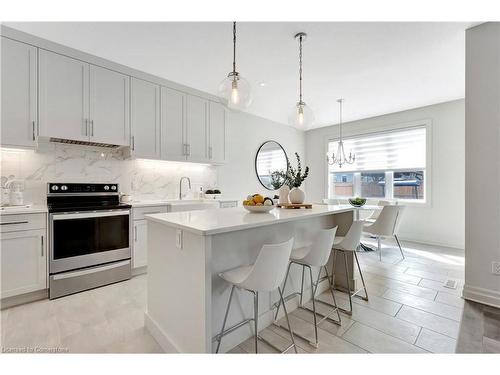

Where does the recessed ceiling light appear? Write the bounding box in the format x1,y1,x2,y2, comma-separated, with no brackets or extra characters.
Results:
258,82,267,87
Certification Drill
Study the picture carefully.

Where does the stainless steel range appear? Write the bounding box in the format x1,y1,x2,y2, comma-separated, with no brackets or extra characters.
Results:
47,183,131,299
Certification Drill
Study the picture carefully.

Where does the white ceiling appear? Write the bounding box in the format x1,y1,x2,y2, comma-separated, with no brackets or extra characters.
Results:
5,22,472,129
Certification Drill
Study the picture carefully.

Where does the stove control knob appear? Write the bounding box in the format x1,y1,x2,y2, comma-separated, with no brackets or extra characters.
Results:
111,185,117,191
61,185,68,191
51,185,59,191
104,185,109,191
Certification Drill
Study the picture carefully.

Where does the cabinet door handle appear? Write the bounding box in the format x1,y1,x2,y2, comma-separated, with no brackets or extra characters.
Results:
209,146,212,159
0,221,29,225
84,119,89,136
187,144,191,156
131,136,135,150
90,120,94,136
134,225,137,242
32,121,36,141
41,235,44,257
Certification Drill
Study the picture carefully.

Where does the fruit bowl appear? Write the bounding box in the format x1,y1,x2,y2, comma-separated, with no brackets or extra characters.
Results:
243,205,275,213
348,197,367,207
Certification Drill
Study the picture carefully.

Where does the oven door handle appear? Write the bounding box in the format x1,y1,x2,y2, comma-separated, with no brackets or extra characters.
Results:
52,260,131,280
52,210,130,220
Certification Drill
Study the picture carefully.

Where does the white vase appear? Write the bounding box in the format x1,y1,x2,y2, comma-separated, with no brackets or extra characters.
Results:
278,185,290,204
288,187,305,204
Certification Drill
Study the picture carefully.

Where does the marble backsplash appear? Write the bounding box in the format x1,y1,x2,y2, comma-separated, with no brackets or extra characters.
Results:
0,143,218,205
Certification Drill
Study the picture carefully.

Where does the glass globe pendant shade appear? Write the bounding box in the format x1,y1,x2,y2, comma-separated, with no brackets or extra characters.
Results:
288,101,314,129
218,72,252,111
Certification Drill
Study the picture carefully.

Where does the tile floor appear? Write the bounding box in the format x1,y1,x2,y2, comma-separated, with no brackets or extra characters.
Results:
1,238,499,354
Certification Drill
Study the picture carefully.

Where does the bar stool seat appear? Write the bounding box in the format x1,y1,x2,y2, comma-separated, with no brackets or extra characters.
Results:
219,266,253,285
290,246,311,260
215,238,298,354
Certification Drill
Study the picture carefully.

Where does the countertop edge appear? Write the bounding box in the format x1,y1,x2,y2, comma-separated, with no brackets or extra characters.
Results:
144,207,354,236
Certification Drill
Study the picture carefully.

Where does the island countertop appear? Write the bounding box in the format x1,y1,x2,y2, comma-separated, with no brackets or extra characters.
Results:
144,204,354,235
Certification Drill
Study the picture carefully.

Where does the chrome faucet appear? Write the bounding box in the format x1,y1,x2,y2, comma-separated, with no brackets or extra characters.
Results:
179,176,191,200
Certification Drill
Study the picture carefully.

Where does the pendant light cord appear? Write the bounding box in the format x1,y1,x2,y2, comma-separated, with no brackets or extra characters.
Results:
299,34,303,102
232,21,237,73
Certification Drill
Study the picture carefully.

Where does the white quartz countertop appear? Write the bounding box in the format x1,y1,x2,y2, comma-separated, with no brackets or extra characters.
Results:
145,204,354,235
0,205,48,215
130,198,238,208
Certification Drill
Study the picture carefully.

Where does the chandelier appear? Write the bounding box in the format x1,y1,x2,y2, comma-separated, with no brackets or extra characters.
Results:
327,99,355,168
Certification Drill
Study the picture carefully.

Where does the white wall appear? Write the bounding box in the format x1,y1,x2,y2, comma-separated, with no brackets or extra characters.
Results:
218,111,305,199
305,99,465,249
464,23,500,308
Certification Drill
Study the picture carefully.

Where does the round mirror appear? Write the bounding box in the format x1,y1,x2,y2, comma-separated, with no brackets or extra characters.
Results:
255,141,289,190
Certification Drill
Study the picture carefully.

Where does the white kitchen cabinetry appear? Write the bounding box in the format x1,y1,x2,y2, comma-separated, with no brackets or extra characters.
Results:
89,65,130,146
131,205,169,271
0,213,47,299
185,95,209,162
208,102,226,164
160,87,185,161
39,49,130,146
131,78,161,159
39,49,89,142
1,37,38,148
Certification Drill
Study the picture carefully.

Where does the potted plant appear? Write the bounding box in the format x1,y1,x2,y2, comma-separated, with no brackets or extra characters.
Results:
286,153,309,204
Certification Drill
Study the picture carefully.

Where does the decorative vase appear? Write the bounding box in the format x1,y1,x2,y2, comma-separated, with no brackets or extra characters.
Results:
278,185,290,204
288,187,305,204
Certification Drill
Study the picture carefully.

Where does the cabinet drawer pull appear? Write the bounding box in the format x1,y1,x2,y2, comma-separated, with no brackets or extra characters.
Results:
187,144,191,156
0,221,29,226
32,121,36,141
90,120,94,136
134,225,137,242
132,136,135,150
41,235,44,257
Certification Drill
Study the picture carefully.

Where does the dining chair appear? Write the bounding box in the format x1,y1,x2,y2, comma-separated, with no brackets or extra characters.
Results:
364,200,393,222
363,205,405,260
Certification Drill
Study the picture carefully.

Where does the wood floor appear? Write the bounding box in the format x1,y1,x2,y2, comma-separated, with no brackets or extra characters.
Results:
1,238,498,353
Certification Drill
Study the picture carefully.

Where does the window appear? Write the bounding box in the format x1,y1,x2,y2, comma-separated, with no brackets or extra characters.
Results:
327,126,427,201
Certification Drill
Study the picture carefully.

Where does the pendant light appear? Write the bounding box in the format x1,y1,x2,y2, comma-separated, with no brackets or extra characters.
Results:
289,32,314,129
218,22,252,110
327,99,355,168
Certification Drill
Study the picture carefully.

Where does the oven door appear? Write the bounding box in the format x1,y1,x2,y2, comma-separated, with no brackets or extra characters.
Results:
49,209,130,274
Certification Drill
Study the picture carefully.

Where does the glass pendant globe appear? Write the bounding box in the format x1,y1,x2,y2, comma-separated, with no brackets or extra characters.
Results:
288,101,314,129
218,72,252,111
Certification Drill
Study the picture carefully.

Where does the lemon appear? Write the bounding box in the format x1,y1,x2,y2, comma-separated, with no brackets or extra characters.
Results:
247,200,256,206
253,195,264,204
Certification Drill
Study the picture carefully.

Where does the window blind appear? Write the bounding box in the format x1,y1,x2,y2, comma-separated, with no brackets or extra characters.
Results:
328,127,426,173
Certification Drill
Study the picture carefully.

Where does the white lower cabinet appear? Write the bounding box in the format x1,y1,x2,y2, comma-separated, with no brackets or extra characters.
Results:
132,220,148,269
0,228,46,299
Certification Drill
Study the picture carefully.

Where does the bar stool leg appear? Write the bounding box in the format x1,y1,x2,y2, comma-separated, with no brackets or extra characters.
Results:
299,266,305,307
353,251,369,301
253,291,259,354
277,286,298,353
274,262,292,321
323,265,342,324
307,265,319,347
216,285,235,353
343,251,353,315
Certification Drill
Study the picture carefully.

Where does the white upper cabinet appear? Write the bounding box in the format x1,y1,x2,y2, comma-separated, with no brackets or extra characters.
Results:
131,78,161,159
185,95,208,162
89,65,130,146
39,49,89,142
160,87,186,161
208,102,226,164
1,37,38,147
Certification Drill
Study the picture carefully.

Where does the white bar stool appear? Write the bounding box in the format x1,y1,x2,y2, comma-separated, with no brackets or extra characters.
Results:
215,238,298,354
274,227,341,348
331,221,368,315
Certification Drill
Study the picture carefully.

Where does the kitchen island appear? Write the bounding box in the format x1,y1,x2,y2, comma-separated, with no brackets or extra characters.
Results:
144,204,357,353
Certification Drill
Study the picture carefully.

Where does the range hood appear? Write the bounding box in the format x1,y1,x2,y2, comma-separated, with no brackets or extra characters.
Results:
49,138,121,149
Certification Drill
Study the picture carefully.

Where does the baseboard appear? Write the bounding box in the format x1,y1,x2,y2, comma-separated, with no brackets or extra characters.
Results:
397,235,464,251
463,284,500,309
132,266,147,276
1,289,48,310
144,312,179,353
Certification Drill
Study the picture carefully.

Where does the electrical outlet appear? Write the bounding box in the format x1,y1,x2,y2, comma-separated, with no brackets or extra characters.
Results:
176,229,183,249
492,261,500,275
